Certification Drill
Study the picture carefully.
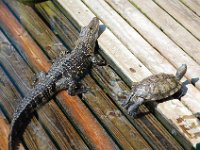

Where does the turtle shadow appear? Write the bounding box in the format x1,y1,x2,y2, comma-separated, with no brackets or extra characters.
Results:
134,111,151,119
99,24,106,36
165,79,190,100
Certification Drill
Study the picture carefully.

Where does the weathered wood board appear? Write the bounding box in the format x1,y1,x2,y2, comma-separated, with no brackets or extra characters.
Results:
81,0,200,90
130,0,200,67
105,0,200,89
54,0,200,148
0,32,57,150
180,0,200,17
1,0,200,149
153,0,200,40
0,1,117,149
36,2,186,149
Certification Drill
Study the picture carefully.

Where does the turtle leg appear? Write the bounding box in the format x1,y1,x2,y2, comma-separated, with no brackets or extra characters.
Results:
127,97,144,117
121,90,135,107
121,83,138,107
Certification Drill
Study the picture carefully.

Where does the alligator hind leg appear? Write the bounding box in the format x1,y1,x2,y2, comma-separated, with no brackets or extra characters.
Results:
90,54,106,66
68,81,88,96
55,77,69,91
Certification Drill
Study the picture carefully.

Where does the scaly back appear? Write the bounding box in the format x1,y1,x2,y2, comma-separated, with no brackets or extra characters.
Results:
75,17,99,55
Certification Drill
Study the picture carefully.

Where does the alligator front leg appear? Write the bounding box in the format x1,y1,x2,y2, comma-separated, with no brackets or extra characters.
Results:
55,78,88,96
90,54,106,66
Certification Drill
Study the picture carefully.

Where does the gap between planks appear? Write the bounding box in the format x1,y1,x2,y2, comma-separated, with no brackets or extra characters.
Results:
0,30,89,150
35,1,185,148
0,1,118,149
179,0,200,17
54,0,200,149
153,0,200,41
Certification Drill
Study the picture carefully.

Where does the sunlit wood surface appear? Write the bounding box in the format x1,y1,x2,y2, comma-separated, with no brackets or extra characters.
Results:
0,0,200,149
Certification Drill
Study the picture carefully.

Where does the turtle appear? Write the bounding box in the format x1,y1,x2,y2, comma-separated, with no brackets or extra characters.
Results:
122,64,187,116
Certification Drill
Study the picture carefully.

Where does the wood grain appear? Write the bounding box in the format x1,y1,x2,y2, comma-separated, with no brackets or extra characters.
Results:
0,65,56,150
180,0,200,17
54,0,200,148
130,0,200,67
0,1,117,149
37,1,183,149
153,0,200,40
105,0,200,87
0,30,88,150
35,2,151,149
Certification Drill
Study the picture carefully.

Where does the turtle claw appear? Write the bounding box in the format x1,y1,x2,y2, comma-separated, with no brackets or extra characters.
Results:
128,111,137,117
121,101,128,107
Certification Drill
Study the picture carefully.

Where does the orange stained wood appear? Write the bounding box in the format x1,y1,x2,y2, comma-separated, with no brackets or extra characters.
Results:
0,1,117,149
0,116,9,150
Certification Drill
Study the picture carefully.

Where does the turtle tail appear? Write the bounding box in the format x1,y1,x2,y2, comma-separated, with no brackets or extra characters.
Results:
175,64,187,81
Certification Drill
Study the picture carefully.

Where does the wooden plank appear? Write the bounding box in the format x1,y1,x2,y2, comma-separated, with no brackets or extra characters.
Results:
80,0,200,118
129,0,200,68
153,0,200,40
180,0,200,17
0,30,89,150
53,0,200,148
0,110,9,150
81,0,200,90
83,76,151,150
0,109,25,150
35,1,184,149
0,1,117,149
3,0,70,59
34,2,152,149
156,100,200,149
105,0,200,89
80,0,200,117
91,66,184,150
104,0,200,115
0,66,56,150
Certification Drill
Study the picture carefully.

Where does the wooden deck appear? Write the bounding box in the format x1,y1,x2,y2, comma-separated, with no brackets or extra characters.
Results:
0,0,200,149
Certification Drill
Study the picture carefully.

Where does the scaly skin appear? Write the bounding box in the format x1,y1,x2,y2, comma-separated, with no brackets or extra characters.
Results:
9,17,105,150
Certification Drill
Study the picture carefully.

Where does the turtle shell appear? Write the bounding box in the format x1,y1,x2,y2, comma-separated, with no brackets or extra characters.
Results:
134,73,182,100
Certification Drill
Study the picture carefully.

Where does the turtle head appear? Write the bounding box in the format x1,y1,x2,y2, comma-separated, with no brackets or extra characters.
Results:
175,64,187,81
